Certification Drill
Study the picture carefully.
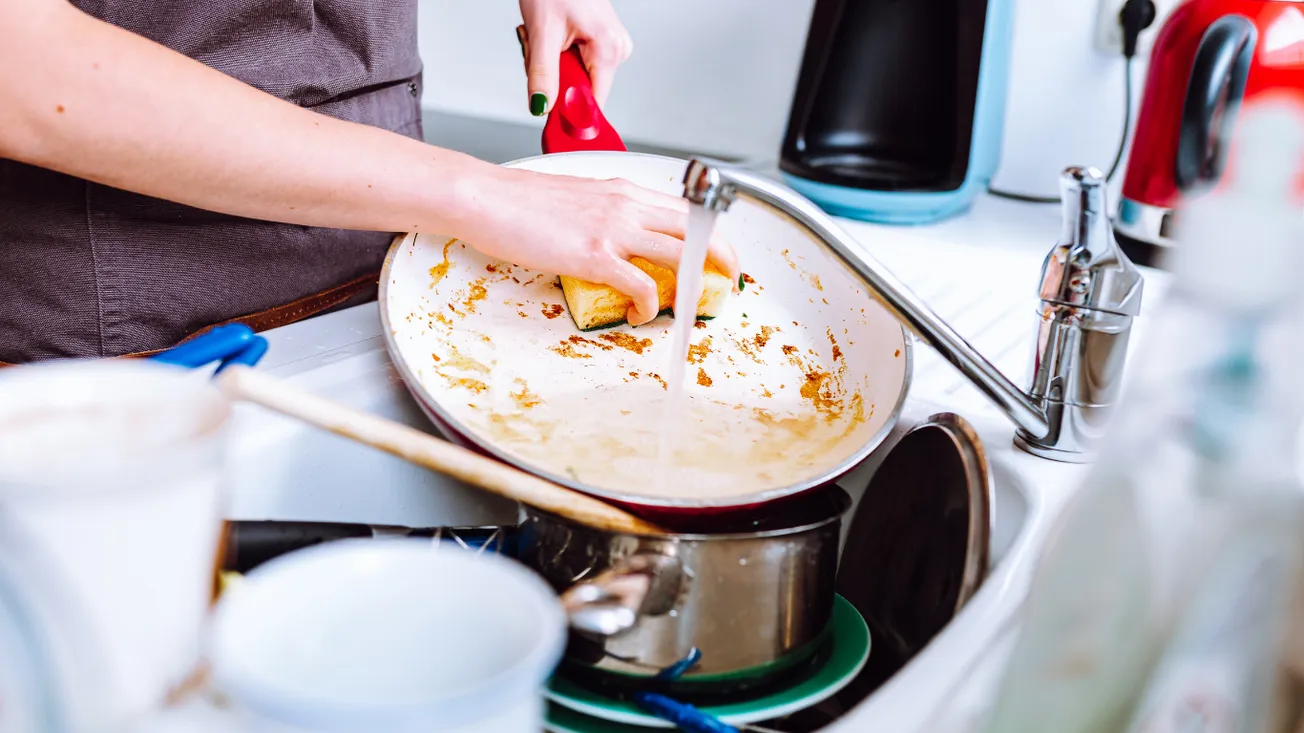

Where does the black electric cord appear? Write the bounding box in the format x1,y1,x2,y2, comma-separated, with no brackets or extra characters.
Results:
988,0,1154,204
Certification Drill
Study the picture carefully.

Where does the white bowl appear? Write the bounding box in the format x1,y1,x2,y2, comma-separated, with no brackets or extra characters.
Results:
210,538,565,733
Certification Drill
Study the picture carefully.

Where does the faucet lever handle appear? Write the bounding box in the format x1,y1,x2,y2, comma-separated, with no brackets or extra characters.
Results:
1041,166,1145,317
1018,165,1147,461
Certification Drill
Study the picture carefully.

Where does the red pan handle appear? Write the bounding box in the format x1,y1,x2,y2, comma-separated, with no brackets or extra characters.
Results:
541,46,627,154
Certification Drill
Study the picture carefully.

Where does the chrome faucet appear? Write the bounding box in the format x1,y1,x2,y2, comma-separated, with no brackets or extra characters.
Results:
682,162,1143,463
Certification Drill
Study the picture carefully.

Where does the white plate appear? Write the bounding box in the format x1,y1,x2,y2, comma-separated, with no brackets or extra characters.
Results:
544,594,871,729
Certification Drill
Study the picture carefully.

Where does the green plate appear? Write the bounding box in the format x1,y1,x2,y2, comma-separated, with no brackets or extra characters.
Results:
545,594,870,730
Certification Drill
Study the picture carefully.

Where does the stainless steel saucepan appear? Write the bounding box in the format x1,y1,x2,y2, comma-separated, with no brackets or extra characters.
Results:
517,487,852,693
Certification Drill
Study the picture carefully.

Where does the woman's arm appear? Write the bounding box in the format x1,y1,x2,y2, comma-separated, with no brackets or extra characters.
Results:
0,0,738,324
1,0,481,235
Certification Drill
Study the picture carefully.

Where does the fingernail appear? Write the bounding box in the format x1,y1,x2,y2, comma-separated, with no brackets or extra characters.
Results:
530,93,548,116
515,28,526,59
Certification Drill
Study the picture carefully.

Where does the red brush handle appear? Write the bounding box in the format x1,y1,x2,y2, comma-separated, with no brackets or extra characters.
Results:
541,46,626,154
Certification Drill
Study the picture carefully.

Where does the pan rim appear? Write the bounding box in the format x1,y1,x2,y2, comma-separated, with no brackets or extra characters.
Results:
523,486,854,541
377,152,914,509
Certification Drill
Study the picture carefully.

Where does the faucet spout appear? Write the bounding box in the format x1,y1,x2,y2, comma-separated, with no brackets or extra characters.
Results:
682,160,1142,462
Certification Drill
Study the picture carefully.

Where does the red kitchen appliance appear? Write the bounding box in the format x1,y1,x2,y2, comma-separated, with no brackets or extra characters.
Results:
1115,0,1304,264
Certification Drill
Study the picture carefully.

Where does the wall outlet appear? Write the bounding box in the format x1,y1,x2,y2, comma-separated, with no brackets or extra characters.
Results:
1094,0,1179,57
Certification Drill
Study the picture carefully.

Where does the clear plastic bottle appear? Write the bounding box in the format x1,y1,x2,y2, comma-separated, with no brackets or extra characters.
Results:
975,96,1304,733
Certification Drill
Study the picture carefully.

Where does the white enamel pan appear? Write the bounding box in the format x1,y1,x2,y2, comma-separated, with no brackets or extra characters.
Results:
377,151,912,522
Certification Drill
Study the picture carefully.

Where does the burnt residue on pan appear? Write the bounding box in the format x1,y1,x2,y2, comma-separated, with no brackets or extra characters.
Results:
687,336,713,364
428,238,458,287
550,336,613,359
431,343,493,395
550,341,592,359
735,325,780,363
460,279,489,314
572,335,613,351
828,329,844,361
600,332,653,354
511,378,542,410
696,368,713,387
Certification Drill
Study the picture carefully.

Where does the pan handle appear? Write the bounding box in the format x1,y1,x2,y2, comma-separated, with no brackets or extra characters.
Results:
541,46,627,154
560,553,682,638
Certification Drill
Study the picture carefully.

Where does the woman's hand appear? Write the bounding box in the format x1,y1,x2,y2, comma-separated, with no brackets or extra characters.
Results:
516,0,632,115
458,168,740,326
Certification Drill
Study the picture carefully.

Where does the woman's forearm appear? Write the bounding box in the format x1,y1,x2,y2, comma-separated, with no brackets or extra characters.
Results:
0,0,499,237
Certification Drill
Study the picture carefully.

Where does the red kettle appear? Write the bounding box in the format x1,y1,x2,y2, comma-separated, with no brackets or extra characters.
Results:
1115,0,1304,264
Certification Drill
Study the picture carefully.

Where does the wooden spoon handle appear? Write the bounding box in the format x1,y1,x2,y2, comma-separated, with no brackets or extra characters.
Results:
216,365,661,536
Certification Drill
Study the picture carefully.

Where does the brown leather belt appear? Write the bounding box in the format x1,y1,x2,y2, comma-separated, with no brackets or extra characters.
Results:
143,269,381,356
0,270,380,367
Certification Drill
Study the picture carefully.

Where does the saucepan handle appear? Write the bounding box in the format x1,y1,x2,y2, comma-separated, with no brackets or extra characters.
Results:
560,553,682,638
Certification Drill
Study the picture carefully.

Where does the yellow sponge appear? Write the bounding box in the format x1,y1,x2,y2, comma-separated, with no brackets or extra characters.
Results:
559,257,733,331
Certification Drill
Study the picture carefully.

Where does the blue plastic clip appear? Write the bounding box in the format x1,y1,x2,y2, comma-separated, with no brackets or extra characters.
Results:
654,648,704,682
152,323,269,373
631,648,739,733
632,693,738,733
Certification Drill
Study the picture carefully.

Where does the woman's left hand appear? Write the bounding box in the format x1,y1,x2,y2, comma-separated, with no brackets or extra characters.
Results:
516,0,632,116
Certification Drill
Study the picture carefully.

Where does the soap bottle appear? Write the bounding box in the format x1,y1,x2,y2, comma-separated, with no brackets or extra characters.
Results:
972,96,1304,733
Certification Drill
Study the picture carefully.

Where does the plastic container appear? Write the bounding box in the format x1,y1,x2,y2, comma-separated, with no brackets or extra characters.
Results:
0,359,230,733
209,538,566,733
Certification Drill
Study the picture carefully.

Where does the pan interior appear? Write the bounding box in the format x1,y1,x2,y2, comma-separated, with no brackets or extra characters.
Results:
381,152,909,506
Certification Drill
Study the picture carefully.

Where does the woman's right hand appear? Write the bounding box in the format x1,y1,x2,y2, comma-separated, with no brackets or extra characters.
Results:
455,167,740,326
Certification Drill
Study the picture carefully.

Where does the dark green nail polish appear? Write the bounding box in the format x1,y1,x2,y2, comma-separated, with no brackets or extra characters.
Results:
530,93,547,116
738,274,746,291
515,30,525,59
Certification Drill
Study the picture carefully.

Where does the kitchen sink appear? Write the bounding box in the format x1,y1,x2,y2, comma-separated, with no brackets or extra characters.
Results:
221,305,1065,732
225,334,519,530
220,188,1123,730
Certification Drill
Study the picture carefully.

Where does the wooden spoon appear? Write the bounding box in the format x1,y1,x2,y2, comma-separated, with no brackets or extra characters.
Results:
216,365,662,535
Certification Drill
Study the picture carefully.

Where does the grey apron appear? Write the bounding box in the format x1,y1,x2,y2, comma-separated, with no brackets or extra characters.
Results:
0,0,423,363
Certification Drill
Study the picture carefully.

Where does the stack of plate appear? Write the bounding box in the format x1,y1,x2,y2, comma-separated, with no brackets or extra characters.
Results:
544,595,871,732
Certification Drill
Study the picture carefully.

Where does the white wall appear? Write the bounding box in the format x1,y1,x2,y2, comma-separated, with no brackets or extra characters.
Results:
417,0,815,160
418,0,1166,197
